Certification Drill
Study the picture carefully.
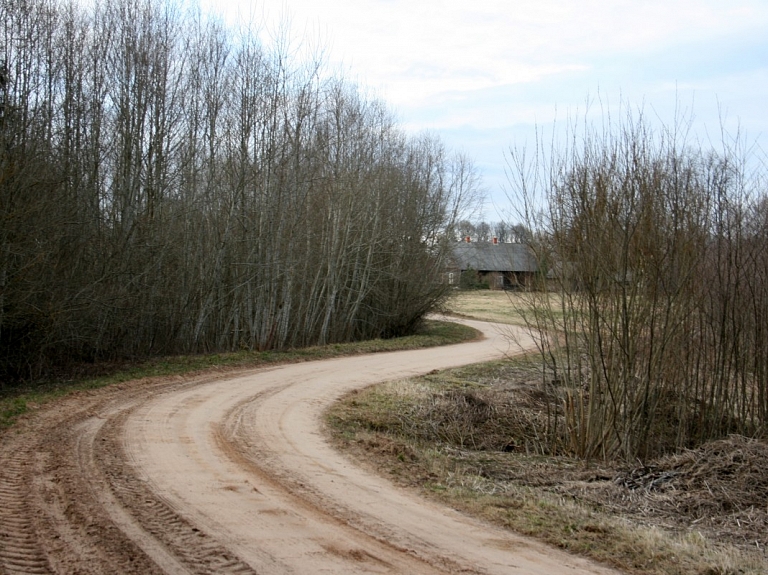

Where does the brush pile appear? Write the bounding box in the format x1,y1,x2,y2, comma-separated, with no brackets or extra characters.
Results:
610,436,768,549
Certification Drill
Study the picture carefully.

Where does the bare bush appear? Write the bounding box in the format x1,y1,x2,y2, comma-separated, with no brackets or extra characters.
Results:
507,109,768,460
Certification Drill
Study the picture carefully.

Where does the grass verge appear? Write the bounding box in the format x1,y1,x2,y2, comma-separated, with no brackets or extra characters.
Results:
0,319,479,431
326,357,768,575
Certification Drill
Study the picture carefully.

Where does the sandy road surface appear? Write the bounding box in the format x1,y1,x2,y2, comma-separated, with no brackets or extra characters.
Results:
0,318,621,574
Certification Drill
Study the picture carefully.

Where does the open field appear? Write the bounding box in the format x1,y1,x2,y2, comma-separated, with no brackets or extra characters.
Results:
442,290,530,325
442,289,566,327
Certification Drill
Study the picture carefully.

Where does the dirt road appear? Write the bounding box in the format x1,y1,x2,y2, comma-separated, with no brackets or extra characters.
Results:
0,318,620,574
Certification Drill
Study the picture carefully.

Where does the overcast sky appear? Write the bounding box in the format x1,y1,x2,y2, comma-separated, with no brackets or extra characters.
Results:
202,0,768,220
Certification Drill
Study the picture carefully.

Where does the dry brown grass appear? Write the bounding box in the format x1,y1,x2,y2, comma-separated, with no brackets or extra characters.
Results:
326,359,768,575
442,290,531,325
442,290,567,331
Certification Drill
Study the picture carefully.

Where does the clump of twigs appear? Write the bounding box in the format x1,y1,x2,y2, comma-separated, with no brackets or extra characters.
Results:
611,436,768,550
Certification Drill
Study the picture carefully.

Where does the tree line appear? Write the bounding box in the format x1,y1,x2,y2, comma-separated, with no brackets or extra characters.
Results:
509,113,768,460
454,219,530,243
0,0,478,383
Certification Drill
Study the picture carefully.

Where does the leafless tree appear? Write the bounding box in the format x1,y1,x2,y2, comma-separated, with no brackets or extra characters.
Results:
507,109,767,460
0,0,479,383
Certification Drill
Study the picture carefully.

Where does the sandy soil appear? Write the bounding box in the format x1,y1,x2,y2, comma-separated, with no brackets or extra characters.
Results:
0,318,621,574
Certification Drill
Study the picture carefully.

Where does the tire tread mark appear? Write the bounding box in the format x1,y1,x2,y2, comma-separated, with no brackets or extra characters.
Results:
32,415,169,575
97,410,260,575
0,453,54,575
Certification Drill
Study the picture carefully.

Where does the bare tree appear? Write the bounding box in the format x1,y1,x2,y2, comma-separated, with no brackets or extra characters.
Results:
0,0,480,383
474,221,491,242
492,221,508,243
507,109,767,460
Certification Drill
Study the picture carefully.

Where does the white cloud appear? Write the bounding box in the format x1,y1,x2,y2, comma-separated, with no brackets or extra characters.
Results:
206,1,768,92
205,0,768,216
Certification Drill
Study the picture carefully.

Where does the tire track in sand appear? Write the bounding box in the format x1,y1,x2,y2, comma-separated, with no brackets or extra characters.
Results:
1,318,623,574
121,318,623,574
0,448,52,575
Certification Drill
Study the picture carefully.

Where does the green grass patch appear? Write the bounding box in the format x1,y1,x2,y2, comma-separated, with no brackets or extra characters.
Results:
0,319,479,431
0,396,29,429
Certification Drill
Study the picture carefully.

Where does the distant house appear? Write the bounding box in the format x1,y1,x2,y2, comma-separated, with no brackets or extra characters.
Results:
447,238,538,290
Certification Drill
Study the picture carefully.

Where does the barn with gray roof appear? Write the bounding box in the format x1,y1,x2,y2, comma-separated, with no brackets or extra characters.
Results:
448,240,538,289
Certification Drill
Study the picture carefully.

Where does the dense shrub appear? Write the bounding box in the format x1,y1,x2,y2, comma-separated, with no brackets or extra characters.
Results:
0,0,479,383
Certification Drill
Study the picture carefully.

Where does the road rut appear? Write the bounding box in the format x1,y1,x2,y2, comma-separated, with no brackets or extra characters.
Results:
1,318,621,574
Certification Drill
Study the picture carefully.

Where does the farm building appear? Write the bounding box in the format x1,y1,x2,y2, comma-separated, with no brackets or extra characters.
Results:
447,239,539,290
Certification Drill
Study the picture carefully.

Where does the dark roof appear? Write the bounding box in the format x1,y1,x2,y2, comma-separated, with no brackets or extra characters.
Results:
451,242,538,273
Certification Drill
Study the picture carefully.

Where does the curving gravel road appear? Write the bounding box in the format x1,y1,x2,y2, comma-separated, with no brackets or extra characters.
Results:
0,318,620,574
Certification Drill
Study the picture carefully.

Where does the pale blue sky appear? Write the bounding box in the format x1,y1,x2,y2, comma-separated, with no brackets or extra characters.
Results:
203,0,768,219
